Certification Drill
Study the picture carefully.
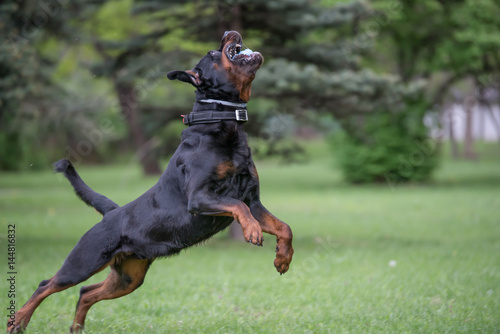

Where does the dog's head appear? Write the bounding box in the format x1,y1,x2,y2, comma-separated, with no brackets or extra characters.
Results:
167,31,263,103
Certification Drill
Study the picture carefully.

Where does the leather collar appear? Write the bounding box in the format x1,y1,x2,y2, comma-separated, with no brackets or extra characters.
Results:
182,99,248,126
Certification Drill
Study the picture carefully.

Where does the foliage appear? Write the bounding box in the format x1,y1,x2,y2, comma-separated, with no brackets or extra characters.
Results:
322,0,499,183
0,3,60,170
0,0,116,170
1,0,498,183
373,0,500,102
137,0,433,177
330,107,439,183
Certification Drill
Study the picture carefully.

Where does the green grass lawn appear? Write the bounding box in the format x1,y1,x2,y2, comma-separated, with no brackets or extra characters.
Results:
1,141,499,333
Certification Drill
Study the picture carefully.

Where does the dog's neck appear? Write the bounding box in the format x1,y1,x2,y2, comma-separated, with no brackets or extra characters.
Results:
192,99,246,112
182,99,248,126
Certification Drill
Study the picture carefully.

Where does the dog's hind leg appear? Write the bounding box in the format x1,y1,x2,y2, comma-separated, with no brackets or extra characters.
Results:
250,201,294,275
7,261,111,334
8,223,119,333
8,277,72,333
70,255,153,333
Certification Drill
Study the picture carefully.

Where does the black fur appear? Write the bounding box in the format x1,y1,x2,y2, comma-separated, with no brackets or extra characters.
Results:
9,31,294,334
56,121,259,269
54,159,119,215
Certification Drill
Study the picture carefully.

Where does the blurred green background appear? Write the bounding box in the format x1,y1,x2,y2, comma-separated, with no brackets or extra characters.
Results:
1,0,499,333
2,0,499,179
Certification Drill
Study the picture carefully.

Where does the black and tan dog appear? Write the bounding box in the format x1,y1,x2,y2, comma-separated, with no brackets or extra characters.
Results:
8,31,294,333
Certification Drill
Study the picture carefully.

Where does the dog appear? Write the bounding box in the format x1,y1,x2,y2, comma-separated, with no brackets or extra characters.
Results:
8,31,294,333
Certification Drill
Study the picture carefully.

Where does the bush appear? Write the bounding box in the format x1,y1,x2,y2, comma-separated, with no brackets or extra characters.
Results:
330,111,439,184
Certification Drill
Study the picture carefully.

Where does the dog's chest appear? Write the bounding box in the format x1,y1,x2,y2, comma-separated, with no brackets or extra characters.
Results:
212,159,258,201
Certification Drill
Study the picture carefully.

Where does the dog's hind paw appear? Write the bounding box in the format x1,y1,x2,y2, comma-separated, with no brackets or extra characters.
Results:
7,323,25,334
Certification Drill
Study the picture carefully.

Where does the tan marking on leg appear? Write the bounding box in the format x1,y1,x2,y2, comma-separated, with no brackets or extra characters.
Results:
8,278,73,333
209,202,263,246
8,259,114,333
251,203,294,274
71,256,153,333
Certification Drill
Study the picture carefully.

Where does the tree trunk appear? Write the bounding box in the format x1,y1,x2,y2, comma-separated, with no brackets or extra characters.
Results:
478,102,485,141
463,94,477,161
216,4,226,37
446,104,460,160
115,81,162,175
229,221,245,241
230,5,242,32
484,101,500,143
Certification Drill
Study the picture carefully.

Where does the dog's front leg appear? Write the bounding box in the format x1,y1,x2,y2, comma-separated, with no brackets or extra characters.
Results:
250,202,294,274
188,195,263,246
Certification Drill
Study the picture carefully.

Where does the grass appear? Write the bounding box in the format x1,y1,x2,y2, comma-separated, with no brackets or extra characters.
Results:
1,141,499,333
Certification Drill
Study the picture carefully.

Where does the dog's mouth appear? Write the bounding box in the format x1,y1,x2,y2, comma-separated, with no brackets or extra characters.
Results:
220,31,262,67
228,43,241,60
226,42,263,66
217,31,263,101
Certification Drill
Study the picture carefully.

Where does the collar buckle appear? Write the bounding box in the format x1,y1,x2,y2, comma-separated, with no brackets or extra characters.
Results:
235,109,248,122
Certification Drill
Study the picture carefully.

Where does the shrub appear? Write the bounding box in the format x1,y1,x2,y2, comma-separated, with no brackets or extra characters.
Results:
330,111,439,184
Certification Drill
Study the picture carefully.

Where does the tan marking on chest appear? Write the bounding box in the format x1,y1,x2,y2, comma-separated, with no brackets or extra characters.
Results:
221,56,254,103
216,161,237,179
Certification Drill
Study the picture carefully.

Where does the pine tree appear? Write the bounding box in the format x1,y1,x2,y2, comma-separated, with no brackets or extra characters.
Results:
0,1,59,170
132,0,430,182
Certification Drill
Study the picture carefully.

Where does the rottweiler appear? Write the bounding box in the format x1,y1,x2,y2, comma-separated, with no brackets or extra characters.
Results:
8,30,294,333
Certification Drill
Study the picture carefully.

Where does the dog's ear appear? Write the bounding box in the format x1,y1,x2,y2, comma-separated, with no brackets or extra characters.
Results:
167,69,201,87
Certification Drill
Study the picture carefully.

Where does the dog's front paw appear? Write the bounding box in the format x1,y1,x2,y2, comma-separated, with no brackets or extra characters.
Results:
243,223,263,246
274,244,294,275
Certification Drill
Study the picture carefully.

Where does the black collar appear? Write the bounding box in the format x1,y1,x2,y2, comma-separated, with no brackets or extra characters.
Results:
182,99,248,126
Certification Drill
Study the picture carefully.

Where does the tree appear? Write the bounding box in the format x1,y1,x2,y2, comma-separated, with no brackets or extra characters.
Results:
47,0,194,174
0,1,66,170
130,0,430,182
0,0,199,173
0,0,118,170
4,0,458,182
374,0,500,159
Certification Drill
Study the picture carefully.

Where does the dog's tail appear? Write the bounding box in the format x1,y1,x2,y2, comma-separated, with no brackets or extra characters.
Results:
54,159,119,215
